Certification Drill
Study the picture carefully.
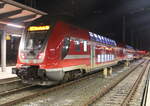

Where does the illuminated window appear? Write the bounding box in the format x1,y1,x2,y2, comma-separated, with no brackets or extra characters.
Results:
99,35,103,43
110,54,113,61
94,34,98,38
74,40,80,51
83,41,87,52
105,38,108,44
104,37,107,44
89,32,95,41
97,55,100,62
108,39,111,45
89,32,93,37
110,40,113,45
94,34,99,42
101,54,105,62
101,36,105,43
98,35,101,42
105,54,107,62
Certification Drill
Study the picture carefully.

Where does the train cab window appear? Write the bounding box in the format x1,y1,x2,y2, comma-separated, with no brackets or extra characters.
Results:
83,41,87,52
74,40,80,51
61,37,70,59
24,30,48,50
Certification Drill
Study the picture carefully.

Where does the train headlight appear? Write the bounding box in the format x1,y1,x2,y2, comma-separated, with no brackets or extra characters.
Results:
20,53,25,59
37,53,44,59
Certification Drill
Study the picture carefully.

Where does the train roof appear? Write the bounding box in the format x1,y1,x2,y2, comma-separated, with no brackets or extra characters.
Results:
55,21,117,46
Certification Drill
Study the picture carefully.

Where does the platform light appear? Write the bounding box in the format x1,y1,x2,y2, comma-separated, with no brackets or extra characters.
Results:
7,23,25,28
11,34,21,37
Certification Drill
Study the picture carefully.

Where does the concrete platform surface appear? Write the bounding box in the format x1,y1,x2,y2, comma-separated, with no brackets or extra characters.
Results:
0,66,17,79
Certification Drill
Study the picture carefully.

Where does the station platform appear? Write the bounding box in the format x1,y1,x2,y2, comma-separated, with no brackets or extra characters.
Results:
0,66,17,79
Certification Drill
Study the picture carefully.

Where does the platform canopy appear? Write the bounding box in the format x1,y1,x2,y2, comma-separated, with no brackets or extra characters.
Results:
0,0,47,72
0,0,47,31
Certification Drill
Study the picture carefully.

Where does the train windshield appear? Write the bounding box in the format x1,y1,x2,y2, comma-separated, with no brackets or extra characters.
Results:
24,25,50,50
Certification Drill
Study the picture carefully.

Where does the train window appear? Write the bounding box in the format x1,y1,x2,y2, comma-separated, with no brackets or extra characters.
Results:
97,55,100,62
89,32,96,41
83,41,87,52
98,35,101,42
110,54,112,61
61,37,70,59
100,54,102,62
94,34,99,42
74,40,80,51
101,36,104,43
108,54,110,61
101,54,105,62
105,54,108,62
112,54,114,60
107,54,109,61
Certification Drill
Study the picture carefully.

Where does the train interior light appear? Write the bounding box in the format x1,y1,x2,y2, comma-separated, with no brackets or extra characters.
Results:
7,23,25,28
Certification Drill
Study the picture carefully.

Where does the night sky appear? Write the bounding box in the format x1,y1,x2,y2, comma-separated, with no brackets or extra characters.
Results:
14,0,150,50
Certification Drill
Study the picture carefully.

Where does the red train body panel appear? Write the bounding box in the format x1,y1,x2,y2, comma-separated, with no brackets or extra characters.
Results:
12,21,142,85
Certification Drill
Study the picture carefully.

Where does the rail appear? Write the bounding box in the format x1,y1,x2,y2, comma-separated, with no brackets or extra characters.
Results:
141,61,150,106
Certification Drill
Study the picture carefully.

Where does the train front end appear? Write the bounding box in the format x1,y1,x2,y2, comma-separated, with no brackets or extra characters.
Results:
12,25,54,85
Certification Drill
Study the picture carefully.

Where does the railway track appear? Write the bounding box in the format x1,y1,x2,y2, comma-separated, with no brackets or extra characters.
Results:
0,77,33,95
0,77,19,84
0,68,103,106
83,60,149,106
0,59,145,106
0,84,36,97
15,59,144,106
140,60,150,106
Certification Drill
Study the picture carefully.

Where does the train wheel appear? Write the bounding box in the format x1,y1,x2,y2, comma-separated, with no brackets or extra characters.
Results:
63,69,85,82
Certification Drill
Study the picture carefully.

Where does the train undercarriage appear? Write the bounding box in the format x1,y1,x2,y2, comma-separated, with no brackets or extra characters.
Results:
12,65,84,85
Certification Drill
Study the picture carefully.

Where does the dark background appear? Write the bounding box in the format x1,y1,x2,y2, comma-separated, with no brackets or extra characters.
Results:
14,0,150,50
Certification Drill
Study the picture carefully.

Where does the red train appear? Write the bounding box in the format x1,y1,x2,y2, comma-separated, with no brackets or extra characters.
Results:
12,21,144,85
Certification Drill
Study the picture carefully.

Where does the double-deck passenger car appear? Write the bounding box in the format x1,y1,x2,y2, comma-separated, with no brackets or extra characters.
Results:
12,21,138,85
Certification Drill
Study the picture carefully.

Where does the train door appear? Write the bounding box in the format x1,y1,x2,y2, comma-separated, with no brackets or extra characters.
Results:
90,42,95,69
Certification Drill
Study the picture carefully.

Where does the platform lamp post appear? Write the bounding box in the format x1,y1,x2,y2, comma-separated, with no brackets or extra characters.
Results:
130,30,134,47
122,16,126,43
1,30,6,72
